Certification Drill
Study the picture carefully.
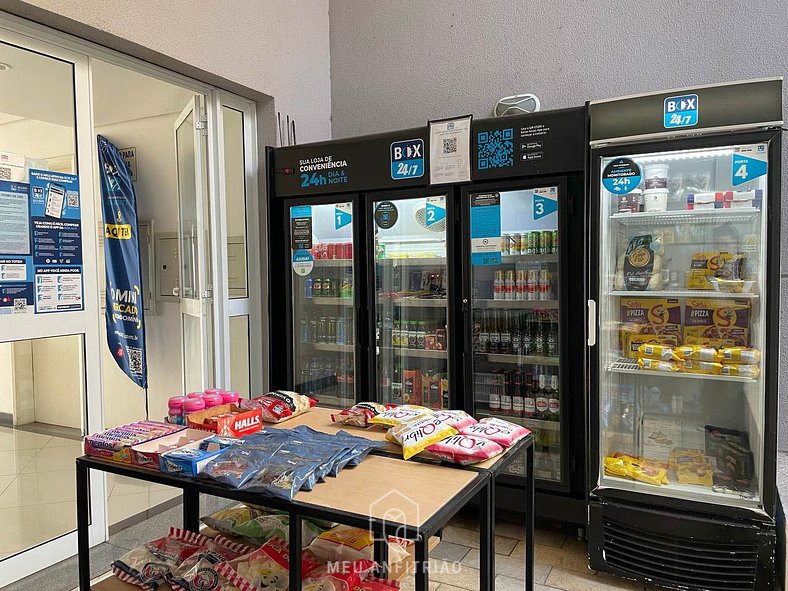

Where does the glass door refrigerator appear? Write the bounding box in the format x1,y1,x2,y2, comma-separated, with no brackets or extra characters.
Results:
587,79,782,590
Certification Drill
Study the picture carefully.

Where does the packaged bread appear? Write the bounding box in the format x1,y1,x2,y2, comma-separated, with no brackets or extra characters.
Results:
720,347,761,365
638,358,680,373
677,345,722,362
623,333,680,359
637,343,682,362
619,235,664,291
684,298,751,348
720,364,761,379
686,252,745,290
682,360,723,375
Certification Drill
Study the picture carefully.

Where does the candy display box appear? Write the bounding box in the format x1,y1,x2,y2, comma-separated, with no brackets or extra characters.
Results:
160,445,226,477
186,403,263,437
84,422,186,464
131,428,215,470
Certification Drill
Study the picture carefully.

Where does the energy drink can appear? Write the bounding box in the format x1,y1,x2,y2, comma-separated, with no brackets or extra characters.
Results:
510,233,521,255
501,233,510,255
527,231,539,255
541,230,552,255
336,316,345,344
551,230,558,254
304,277,313,298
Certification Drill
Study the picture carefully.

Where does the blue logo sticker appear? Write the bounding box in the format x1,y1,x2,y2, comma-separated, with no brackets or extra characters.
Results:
664,94,698,129
391,138,424,180
732,151,768,186
425,199,446,226
335,205,352,229
602,158,641,195
533,192,558,220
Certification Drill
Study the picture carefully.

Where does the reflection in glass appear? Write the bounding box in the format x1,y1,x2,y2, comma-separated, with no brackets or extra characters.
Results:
229,315,251,396
222,106,248,299
176,111,198,299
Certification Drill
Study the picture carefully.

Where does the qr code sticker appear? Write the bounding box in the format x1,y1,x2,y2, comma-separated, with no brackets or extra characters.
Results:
477,128,514,169
443,137,458,155
13,298,27,313
128,347,143,375
0,166,11,180
67,191,79,208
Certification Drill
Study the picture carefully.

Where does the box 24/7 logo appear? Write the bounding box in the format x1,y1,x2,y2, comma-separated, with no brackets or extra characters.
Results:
391,138,424,180
664,93,698,128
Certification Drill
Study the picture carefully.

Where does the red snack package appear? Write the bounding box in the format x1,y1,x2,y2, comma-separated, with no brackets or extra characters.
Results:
169,535,256,591
430,409,477,431
355,578,401,590
112,527,207,590
331,402,397,427
303,560,378,591
245,391,318,423
460,418,529,447
426,433,504,465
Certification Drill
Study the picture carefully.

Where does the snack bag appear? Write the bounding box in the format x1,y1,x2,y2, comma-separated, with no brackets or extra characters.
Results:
461,418,529,447
199,447,273,488
430,409,477,430
637,358,680,372
246,390,318,423
331,402,397,427
720,347,761,365
670,448,713,487
169,536,255,591
623,334,680,359
368,405,431,428
676,345,722,363
682,360,723,375
386,415,458,460
636,343,682,362
112,527,207,590
620,235,663,291
720,364,761,378
232,513,326,547
686,252,744,290
351,577,401,590
302,560,379,591
201,505,268,535
684,298,751,348
626,460,669,486
307,525,374,562
426,434,504,465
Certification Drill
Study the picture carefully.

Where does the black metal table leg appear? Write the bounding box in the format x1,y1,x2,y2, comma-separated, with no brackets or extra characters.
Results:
76,460,91,591
525,443,535,591
414,533,429,591
479,476,494,590
374,536,389,577
289,512,302,590
182,487,200,532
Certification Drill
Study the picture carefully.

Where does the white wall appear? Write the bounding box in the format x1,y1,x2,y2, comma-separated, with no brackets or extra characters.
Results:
0,343,14,416
328,0,788,449
20,0,333,143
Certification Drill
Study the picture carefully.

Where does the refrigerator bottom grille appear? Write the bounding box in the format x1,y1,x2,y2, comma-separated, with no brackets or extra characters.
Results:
602,519,758,591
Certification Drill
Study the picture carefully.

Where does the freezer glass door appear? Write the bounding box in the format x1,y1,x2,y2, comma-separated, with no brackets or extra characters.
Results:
597,144,769,509
470,188,561,481
373,196,449,407
290,202,355,407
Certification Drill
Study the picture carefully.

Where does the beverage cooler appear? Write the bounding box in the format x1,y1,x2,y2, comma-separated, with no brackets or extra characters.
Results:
586,79,783,590
267,107,588,523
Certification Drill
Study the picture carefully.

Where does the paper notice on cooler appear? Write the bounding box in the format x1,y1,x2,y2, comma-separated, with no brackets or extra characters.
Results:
429,116,472,185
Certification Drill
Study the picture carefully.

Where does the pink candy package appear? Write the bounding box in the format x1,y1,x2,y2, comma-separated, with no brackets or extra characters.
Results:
426,434,504,465
459,417,530,447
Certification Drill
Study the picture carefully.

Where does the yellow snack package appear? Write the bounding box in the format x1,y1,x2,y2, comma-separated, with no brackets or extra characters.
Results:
604,456,629,479
386,414,458,460
626,461,669,486
686,252,745,290
676,345,722,362
670,448,713,487
720,364,761,379
624,334,680,359
638,358,680,372
682,360,723,375
368,405,431,428
637,343,683,362
720,347,761,365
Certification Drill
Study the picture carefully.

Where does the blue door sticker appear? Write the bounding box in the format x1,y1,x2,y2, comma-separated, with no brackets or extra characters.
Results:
425,196,446,226
664,94,698,129
533,192,558,220
391,139,424,180
335,204,352,229
732,144,768,186
602,158,641,195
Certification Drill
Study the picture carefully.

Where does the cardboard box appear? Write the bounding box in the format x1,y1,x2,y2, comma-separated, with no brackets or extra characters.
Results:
684,298,751,347
403,370,422,405
186,403,263,437
131,428,214,469
619,298,681,355
84,422,185,464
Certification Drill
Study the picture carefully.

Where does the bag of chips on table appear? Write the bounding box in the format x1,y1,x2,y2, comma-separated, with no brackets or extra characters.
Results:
331,402,397,427
676,345,722,362
385,415,458,460
352,579,401,591
232,513,326,547
636,343,683,362
367,405,431,428
240,445,324,501
637,358,681,373
426,434,504,465
199,447,274,489
201,505,269,535
307,526,407,564
112,527,207,590
430,409,477,431
245,390,317,423
720,347,761,365
460,418,529,447
169,536,255,591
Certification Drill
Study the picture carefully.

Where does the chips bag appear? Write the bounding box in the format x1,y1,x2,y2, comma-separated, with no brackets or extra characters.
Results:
460,418,529,447
385,415,458,460
604,455,668,486
682,360,723,375
232,513,325,547
169,536,255,591
669,448,713,487
307,526,374,563
720,364,761,378
367,405,431,428
636,343,682,362
245,390,317,423
426,434,504,465
430,409,477,431
676,345,722,362
331,402,397,427
637,358,680,373
201,505,268,535
302,560,378,591
720,347,761,365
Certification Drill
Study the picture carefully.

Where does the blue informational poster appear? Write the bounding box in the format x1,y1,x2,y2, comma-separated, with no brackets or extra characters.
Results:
470,192,501,266
0,181,34,314
97,136,148,389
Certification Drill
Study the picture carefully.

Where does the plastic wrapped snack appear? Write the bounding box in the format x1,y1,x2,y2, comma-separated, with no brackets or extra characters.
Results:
637,358,680,373
232,512,326,547
201,505,269,535
302,561,378,591
676,345,722,362
636,343,683,362
686,252,744,290
306,526,412,564
199,447,274,488
426,434,504,465
604,455,668,486
385,415,458,460
670,448,713,487
430,409,477,431
720,364,761,379
720,347,761,365
245,390,318,423
460,418,529,447
682,360,723,375
619,235,664,291
352,578,402,590
169,536,255,591
112,527,207,590
239,445,324,500
367,405,431,428
331,402,397,427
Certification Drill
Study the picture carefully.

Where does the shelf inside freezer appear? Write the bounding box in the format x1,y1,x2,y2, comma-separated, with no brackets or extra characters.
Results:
477,411,561,432
475,299,559,309
313,259,353,267
501,253,559,263
599,474,759,509
376,257,447,266
606,357,757,383
378,346,447,359
377,297,447,308
305,342,355,353
610,207,760,226
609,290,759,299
475,352,559,366
311,297,354,306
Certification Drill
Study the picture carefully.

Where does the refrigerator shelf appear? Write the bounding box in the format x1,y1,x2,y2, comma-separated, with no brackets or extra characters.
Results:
475,352,560,366
599,475,760,509
609,290,759,299
313,259,353,267
477,411,561,432
382,298,447,308
376,257,447,266
310,297,353,306
610,207,759,227
304,342,355,353
607,357,757,383
377,346,447,359
475,299,559,309
501,253,559,263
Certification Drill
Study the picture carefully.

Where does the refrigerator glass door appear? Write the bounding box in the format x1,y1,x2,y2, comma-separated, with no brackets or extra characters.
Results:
290,202,355,408
470,187,561,481
372,196,449,407
597,144,769,509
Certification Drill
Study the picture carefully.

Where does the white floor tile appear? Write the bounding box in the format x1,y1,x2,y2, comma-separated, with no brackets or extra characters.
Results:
0,474,15,494
108,474,154,496
21,444,83,473
44,435,84,448
0,469,76,508
0,430,52,451
0,448,40,476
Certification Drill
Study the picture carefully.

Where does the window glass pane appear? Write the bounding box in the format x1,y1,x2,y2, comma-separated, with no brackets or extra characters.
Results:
222,106,248,299
229,315,250,396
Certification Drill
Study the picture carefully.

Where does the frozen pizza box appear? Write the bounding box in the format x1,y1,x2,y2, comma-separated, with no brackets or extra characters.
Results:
84,421,186,464
186,403,263,437
131,428,214,470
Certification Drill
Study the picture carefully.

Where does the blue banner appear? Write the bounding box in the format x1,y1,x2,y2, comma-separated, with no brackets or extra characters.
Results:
97,135,148,388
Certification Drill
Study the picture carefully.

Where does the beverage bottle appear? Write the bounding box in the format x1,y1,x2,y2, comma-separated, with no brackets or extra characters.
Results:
327,317,336,344
391,362,403,403
309,315,318,343
345,313,354,345
535,369,549,419
305,277,313,298
324,277,333,299
336,315,345,345
538,269,550,301
300,317,308,343
500,310,511,355
526,269,537,301
512,371,524,417
473,310,481,352
408,321,418,349
317,317,327,343
547,319,558,357
523,372,536,418
478,310,490,353
392,319,401,348
516,269,526,300
488,373,501,412
313,277,322,298
383,313,393,346
393,265,402,293
417,321,426,349
380,365,391,400
522,314,534,355
489,310,501,354
511,313,522,355
500,371,513,415
534,314,545,355
504,270,515,300
493,271,504,300
549,373,560,421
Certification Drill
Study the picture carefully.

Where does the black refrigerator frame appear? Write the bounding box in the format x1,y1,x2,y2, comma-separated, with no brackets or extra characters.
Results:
586,128,782,589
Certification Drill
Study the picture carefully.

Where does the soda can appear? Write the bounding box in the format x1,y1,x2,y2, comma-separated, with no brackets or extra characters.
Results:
501,233,510,255
318,317,327,343
551,230,559,254
541,230,552,255
510,233,521,255
346,242,353,260
327,243,337,260
335,242,346,260
336,316,345,344
327,317,336,343
527,231,539,255
304,277,313,298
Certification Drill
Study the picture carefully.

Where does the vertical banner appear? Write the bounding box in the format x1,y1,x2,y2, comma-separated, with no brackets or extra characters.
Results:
97,135,148,388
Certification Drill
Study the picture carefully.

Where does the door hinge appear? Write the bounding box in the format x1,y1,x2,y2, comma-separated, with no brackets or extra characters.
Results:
196,116,208,135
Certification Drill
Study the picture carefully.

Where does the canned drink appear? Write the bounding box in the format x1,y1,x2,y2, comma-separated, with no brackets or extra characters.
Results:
541,230,552,255
510,233,521,255
551,230,558,254
312,278,322,298
528,231,539,256
318,317,327,343
327,317,336,343
526,270,538,300
346,242,353,260
501,233,510,255
336,316,345,344
538,269,551,300
335,242,346,260
324,277,333,298
327,243,337,260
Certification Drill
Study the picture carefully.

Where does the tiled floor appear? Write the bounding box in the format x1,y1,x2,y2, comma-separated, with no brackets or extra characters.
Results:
0,425,179,561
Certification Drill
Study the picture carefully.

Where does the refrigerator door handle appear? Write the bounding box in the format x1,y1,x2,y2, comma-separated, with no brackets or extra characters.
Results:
587,299,597,347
